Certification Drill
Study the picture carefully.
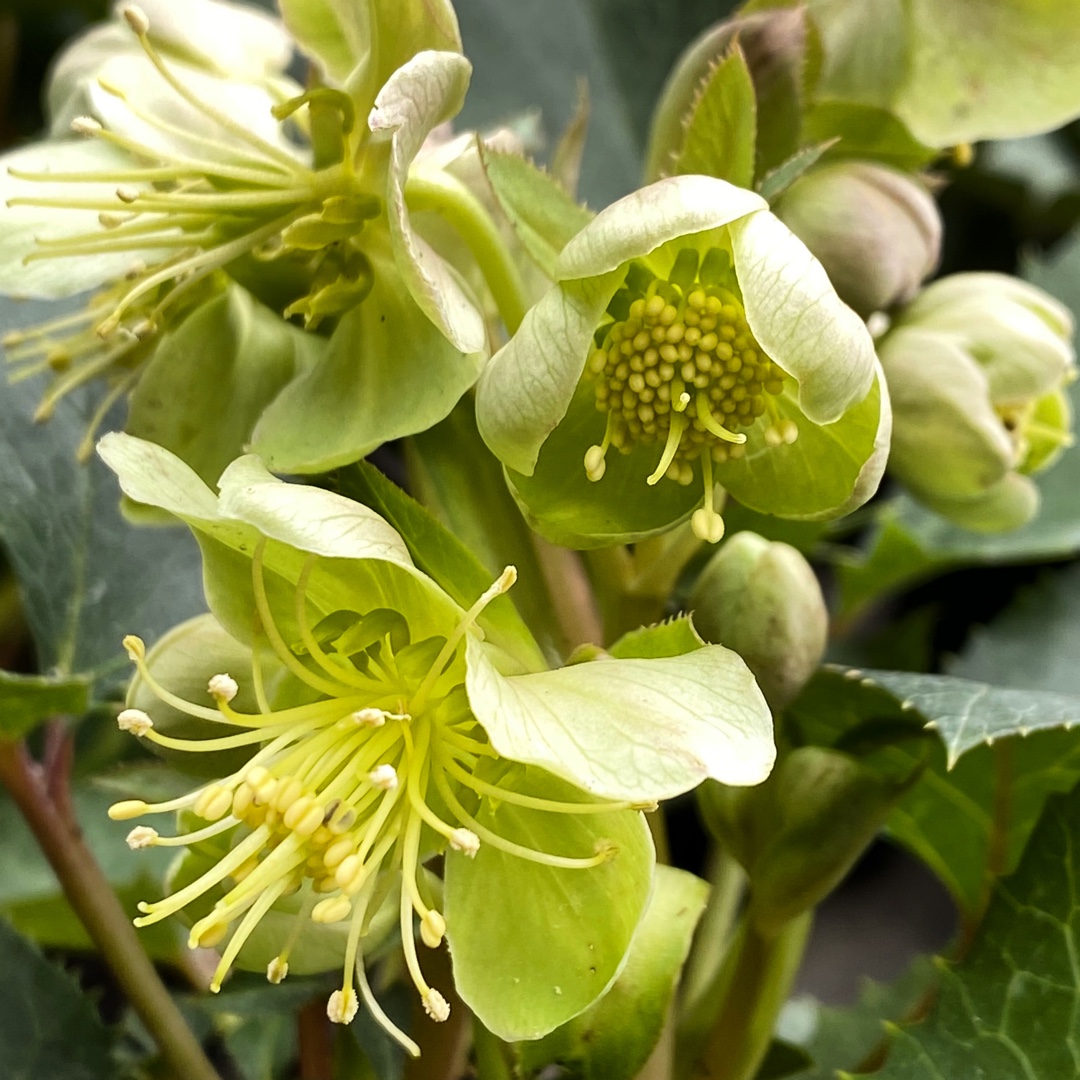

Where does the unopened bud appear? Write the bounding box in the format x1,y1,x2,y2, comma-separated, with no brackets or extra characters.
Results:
776,163,941,317
690,531,827,710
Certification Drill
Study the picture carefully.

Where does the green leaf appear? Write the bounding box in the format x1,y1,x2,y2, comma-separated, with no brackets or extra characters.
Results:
801,102,937,171
250,253,484,473
866,786,1080,1079
0,671,89,740
786,669,1080,917
608,614,704,660
949,562,1080,696
481,148,594,279
329,457,547,673
675,46,757,190
516,865,709,1079
0,299,205,695
443,767,654,1041
466,635,774,801
757,141,837,203
0,918,115,1080
127,285,321,487
778,958,938,1080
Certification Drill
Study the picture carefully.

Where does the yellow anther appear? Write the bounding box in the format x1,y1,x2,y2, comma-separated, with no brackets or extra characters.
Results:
273,777,304,813
312,896,352,924
691,507,726,544
121,4,151,34
194,922,229,949
584,443,607,481
108,800,149,821
194,785,233,822
282,795,318,833
266,958,289,984
421,910,447,948
335,854,363,893
232,784,255,817
122,635,146,662
324,835,357,870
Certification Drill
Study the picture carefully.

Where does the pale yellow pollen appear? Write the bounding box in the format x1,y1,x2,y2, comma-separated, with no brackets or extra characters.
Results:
327,988,359,1025
208,673,239,703
423,989,451,1023
450,828,480,857
126,825,158,849
117,708,153,736
266,958,289,984
71,116,103,136
369,764,398,791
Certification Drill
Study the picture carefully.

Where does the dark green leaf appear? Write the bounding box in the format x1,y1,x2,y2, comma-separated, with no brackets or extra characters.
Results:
0,671,89,740
757,140,838,202
0,298,204,696
675,46,757,189
0,918,115,1080
866,786,1080,1079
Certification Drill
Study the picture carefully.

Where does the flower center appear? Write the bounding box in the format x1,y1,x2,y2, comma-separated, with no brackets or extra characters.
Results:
582,247,798,542
110,546,624,1055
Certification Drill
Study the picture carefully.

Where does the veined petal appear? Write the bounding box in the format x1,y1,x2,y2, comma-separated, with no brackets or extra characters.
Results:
368,50,486,354
879,326,1014,501
465,638,775,802
476,275,616,476
556,175,766,281
729,209,876,424
85,52,304,164
0,139,162,298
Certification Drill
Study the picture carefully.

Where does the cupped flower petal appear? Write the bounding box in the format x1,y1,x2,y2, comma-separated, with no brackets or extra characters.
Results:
728,208,876,423
465,636,775,802
477,174,882,545
368,50,486,354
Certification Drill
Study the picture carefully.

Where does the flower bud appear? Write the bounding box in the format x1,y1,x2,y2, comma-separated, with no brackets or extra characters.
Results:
880,272,1076,531
690,532,827,710
776,163,941,317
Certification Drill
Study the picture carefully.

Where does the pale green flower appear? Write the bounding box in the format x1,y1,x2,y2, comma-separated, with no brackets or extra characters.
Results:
476,174,890,547
97,432,775,1049
1,0,495,471
879,272,1076,531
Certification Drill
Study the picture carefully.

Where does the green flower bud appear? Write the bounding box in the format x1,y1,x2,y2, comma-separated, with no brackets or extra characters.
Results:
689,532,826,710
699,745,922,933
880,272,1076,532
775,163,941,317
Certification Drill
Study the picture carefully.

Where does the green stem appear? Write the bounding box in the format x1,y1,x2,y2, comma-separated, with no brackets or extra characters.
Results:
405,172,528,335
679,911,812,1080
0,738,222,1080
473,1022,514,1080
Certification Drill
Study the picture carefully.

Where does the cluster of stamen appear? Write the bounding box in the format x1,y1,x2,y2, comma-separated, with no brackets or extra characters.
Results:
584,248,797,542
111,545,623,1056
4,4,380,438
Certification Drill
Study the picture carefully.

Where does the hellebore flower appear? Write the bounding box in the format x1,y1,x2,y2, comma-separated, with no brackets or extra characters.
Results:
879,272,1076,531
0,0,493,472
476,174,890,547
775,162,942,318
97,432,775,1049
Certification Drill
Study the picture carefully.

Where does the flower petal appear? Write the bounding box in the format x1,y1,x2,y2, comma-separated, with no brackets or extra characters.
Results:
729,209,876,423
476,275,615,475
465,639,775,802
0,139,162,298
368,51,486,354
556,174,766,281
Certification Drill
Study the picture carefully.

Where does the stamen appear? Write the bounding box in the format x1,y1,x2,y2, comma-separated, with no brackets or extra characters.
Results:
434,771,618,870
131,816,239,848
117,708,153,735
691,452,725,544
647,412,688,486
209,878,290,992
584,414,615,482
695,393,746,445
